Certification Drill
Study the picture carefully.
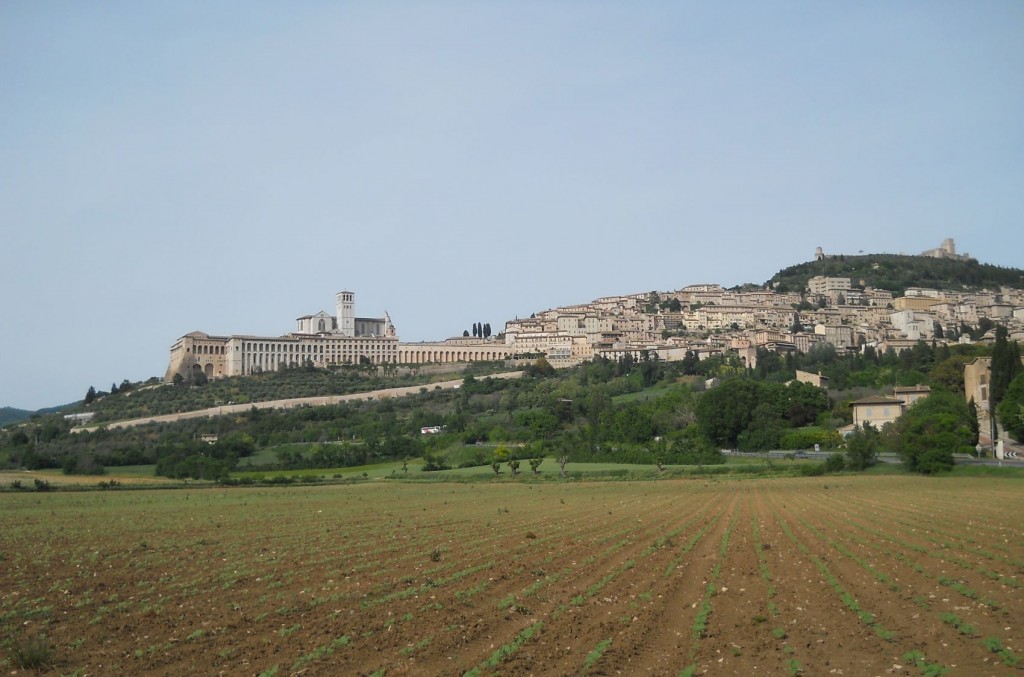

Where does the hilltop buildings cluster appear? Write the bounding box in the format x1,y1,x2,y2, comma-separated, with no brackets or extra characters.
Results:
167,275,1023,384
505,277,1024,371
167,242,1024,392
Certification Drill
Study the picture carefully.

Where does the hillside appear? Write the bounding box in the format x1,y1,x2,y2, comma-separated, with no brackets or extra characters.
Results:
0,404,70,427
0,407,33,427
767,254,1024,295
0,337,998,479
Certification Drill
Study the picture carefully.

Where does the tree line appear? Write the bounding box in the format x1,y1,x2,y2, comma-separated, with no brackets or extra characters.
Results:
2,327,1021,480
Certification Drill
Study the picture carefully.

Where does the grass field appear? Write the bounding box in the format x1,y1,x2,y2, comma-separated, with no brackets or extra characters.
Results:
2,474,1022,675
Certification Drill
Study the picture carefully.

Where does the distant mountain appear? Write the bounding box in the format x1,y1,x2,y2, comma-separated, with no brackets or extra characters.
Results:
0,404,75,427
767,253,1024,296
1,407,35,426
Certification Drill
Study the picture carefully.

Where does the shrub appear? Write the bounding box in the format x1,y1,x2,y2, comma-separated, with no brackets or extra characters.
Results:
844,423,880,470
779,428,840,451
799,462,826,476
4,632,55,670
421,450,450,472
824,453,846,473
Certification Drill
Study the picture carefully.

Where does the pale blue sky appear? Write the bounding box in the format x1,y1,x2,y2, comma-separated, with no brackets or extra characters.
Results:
1,2,1021,410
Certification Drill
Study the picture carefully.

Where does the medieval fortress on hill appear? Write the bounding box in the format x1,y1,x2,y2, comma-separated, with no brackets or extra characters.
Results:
167,241,1023,418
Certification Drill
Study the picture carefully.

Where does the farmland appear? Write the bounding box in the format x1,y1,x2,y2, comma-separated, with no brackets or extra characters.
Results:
2,475,1023,676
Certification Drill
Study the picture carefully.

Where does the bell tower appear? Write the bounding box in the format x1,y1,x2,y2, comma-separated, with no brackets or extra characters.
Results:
336,291,355,337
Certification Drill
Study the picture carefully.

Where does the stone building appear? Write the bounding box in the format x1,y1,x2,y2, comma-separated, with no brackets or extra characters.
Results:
849,396,904,430
166,291,515,382
166,291,399,381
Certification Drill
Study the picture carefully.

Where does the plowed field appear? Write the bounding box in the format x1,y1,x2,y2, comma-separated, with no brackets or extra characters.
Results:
2,476,1023,675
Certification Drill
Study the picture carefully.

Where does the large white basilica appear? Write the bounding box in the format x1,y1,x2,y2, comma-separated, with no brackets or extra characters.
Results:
165,291,512,382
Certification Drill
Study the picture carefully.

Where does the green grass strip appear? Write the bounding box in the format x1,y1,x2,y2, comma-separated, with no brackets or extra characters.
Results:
464,621,543,676
583,638,612,674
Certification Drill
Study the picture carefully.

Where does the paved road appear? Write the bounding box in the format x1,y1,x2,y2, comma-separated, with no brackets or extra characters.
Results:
968,435,1024,464
73,371,525,433
727,449,1024,467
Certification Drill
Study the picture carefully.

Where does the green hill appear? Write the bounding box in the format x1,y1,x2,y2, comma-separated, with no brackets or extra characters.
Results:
0,407,34,427
767,254,1024,296
0,404,71,427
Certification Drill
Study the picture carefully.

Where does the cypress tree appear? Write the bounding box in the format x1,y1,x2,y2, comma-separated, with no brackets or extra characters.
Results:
991,325,1020,407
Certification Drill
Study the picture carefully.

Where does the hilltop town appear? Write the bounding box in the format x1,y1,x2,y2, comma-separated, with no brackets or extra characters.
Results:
505,241,1023,370
166,239,1024,386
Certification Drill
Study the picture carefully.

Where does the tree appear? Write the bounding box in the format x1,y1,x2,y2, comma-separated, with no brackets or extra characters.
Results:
893,390,974,473
991,326,1022,409
783,381,829,427
844,422,879,470
529,457,544,475
736,402,784,451
84,386,96,405
463,330,470,337
695,379,778,448
494,444,511,470
996,373,1024,442
973,317,994,341
421,449,450,471
928,354,973,394
966,397,980,445
669,425,723,465
526,356,556,378
640,353,662,387
483,323,491,338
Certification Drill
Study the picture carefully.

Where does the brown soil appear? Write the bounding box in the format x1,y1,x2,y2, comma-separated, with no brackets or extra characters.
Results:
1,476,1022,676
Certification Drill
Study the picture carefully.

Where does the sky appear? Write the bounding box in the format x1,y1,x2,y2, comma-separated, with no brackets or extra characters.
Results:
1,2,1022,410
